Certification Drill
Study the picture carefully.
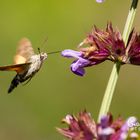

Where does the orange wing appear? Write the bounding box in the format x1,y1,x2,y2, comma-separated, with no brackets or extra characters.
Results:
14,38,34,64
0,63,31,73
0,38,33,73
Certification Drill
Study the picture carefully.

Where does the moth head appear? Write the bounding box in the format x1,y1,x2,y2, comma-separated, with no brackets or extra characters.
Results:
40,52,48,61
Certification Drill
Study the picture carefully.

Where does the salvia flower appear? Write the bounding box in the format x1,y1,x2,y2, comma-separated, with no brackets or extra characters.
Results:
57,111,97,140
62,23,140,76
123,30,140,65
62,50,91,76
57,111,140,140
96,0,105,3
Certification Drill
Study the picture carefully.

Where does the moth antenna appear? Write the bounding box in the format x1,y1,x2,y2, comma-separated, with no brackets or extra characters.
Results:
41,37,48,49
38,48,42,60
38,47,41,53
37,37,48,51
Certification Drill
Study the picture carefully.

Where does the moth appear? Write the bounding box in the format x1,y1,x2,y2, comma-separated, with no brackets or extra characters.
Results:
0,38,48,93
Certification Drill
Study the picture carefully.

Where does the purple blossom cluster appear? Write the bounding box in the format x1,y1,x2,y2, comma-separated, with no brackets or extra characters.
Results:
57,111,140,140
62,23,140,76
96,0,105,3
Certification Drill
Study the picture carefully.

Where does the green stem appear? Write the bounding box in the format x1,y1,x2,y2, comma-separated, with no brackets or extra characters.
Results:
97,0,139,122
122,0,138,44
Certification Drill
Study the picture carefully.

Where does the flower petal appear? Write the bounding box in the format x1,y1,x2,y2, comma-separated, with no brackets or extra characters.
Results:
61,49,82,59
71,66,85,76
71,58,91,76
96,0,105,3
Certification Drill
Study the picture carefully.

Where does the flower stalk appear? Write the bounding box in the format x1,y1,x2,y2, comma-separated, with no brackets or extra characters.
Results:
98,0,139,122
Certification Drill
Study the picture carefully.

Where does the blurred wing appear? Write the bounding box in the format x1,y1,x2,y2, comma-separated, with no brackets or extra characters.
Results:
0,63,31,73
14,38,34,64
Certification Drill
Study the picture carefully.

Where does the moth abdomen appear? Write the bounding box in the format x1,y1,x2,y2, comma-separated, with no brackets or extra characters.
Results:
8,74,22,93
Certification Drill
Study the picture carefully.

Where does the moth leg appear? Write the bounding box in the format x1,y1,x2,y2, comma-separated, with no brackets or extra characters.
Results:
22,77,33,86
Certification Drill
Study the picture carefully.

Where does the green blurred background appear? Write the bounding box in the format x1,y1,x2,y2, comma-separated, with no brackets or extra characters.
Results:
0,0,139,139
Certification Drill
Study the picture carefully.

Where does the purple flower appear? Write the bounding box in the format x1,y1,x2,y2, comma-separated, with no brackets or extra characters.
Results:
62,23,140,76
62,23,125,76
57,111,97,140
96,0,105,3
57,111,140,140
62,50,91,76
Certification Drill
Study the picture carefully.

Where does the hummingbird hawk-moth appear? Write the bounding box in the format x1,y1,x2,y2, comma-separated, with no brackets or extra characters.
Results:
0,38,48,93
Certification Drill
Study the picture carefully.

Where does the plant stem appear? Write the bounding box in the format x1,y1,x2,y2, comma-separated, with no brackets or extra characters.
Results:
122,0,138,44
97,0,139,122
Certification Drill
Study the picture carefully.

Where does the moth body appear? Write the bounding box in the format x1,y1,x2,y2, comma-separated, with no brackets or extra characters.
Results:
8,52,47,93
0,38,48,93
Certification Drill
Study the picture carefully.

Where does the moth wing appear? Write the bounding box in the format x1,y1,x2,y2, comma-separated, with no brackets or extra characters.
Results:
0,63,31,73
14,38,34,64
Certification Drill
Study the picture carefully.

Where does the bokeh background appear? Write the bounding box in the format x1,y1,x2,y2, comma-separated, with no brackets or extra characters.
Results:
0,0,139,139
